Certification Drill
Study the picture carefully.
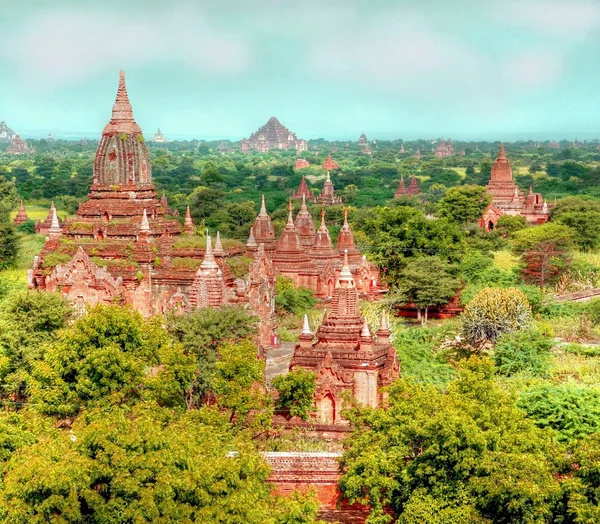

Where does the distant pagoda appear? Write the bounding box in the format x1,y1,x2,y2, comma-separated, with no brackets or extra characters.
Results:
241,117,307,153
0,119,15,143
13,201,29,225
153,128,165,143
322,154,339,171
6,134,33,154
394,176,422,198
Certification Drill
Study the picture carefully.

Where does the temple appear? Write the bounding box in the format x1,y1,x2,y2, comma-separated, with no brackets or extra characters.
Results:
435,138,454,157
249,199,382,300
358,132,368,146
0,119,15,143
292,175,316,202
241,117,308,153
322,154,339,171
394,175,422,197
6,134,33,154
152,128,165,143
295,158,310,170
318,172,342,205
29,71,276,349
480,143,551,230
13,201,29,225
288,252,399,425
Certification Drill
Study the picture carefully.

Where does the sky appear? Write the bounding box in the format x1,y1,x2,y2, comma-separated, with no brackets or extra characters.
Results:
0,0,599,141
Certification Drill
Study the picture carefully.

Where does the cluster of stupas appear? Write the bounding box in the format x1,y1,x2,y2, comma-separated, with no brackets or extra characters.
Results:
480,143,551,230
241,116,308,153
29,70,278,348
247,195,382,301
287,254,399,426
394,175,422,198
292,171,343,206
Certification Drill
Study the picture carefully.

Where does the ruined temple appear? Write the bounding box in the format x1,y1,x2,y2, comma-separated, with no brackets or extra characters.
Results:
289,252,399,425
394,176,422,198
241,117,307,153
249,199,382,301
30,71,275,342
480,143,551,230
295,158,310,170
434,138,453,157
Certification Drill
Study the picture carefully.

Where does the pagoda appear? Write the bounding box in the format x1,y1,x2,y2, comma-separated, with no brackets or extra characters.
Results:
322,154,339,171
35,202,63,235
358,132,368,146
292,175,316,202
481,144,551,230
318,172,342,205
434,138,453,157
6,134,32,154
13,201,29,225
394,175,422,198
0,120,15,143
46,133,55,144
289,252,399,425
241,117,307,153
30,71,265,324
152,128,165,143
294,195,316,248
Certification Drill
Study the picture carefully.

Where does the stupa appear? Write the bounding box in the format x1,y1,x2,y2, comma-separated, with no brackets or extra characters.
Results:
480,144,551,230
319,172,342,205
13,201,29,225
322,154,339,171
394,175,422,197
35,202,63,235
292,175,316,202
153,128,165,142
289,252,399,425
358,132,368,146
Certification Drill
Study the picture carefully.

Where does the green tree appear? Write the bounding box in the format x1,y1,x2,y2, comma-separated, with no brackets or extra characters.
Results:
494,329,553,377
273,368,316,421
550,196,600,251
438,185,491,225
496,214,527,235
275,276,317,315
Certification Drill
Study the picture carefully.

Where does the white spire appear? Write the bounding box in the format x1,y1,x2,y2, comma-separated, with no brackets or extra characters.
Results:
361,318,371,338
336,249,355,288
140,209,151,232
541,199,548,214
286,199,295,228
379,311,389,331
214,231,224,256
199,234,219,272
302,314,311,335
259,195,268,217
300,193,308,212
48,206,62,235
246,227,257,247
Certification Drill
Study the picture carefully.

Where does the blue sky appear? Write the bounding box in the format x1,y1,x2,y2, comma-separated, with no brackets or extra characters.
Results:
1,0,599,140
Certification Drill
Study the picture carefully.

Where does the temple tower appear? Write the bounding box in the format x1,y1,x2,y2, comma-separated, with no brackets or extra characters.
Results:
294,195,316,248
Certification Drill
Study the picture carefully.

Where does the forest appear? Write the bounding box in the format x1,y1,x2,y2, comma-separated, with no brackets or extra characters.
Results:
1,137,600,523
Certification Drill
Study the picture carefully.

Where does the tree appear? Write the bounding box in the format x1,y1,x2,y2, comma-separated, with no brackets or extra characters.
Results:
190,188,226,220
496,214,527,235
273,368,316,421
479,159,492,181
339,358,561,523
389,257,460,324
437,185,491,225
275,276,317,315
460,288,532,347
512,223,574,287
494,329,553,377
550,197,600,251
0,176,19,270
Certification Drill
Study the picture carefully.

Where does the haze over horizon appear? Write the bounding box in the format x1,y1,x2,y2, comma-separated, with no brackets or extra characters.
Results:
1,0,599,141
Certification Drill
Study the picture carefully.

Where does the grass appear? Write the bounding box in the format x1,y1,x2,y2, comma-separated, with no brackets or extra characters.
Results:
15,234,46,269
493,250,519,271
551,349,600,387
9,205,70,222
573,251,600,268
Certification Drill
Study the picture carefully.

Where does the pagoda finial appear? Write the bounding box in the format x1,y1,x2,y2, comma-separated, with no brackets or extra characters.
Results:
300,193,308,212
302,314,311,335
326,170,331,181
380,311,388,331
259,194,268,216
361,318,371,338
343,207,349,226
111,70,134,124
246,227,257,247
498,142,506,159
528,186,533,195
48,206,62,235
183,205,194,233
140,209,151,233
320,206,326,227
214,231,224,256
336,249,355,288
286,199,294,227
199,234,219,271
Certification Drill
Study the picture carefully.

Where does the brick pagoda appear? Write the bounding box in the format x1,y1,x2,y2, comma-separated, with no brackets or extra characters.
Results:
319,172,342,205
13,201,29,225
241,117,307,153
394,175,422,198
289,252,399,425
6,134,33,154
480,144,551,230
321,154,339,171
292,175,316,202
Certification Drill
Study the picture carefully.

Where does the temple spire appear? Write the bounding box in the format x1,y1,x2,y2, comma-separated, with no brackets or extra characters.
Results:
498,142,506,159
183,206,194,234
247,228,257,247
140,209,151,233
48,206,62,235
302,314,311,335
337,249,355,288
300,193,308,212
111,70,135,124
214,231,224,256
199,234,219,271
361,318,371,338
259,194,268,216
286,199,295,228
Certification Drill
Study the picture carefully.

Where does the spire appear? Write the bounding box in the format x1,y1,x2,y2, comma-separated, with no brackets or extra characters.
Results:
259,194,268,216
247,228,257,247
48,206,62,235
343,207,349,227
199,235,219,272
498,142,506,159
183,206,194,234
380,311,389,331
301,193,308,212
302,314,311,335
140,209,151,233
214,231,224,256
361,318,371,338
320,206,326,229
286,199,295,228
528,186,533,195
542,199,549,214
326,171,331,182
336,249,355,288
111,70,134,124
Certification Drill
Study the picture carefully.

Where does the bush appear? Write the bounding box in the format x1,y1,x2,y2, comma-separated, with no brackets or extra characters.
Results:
16,220,36,234
494,329,553,377
518,384,600,442
273,368,316,421
460,287,532,346
275,276,317,315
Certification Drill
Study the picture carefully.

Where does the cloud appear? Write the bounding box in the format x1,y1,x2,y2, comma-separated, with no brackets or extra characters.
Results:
496,0,600,36
1,7,252,85
502,48,564,88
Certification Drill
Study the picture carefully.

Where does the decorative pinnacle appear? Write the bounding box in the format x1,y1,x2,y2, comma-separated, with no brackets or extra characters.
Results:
140,209,151,232
326,171,331,181
111,70,134,124
246,228,257,247
302,314,311,335
259,194,268,216
199,234,219,271
320,206,326,227
184,206,193,227
361,318,371,338
286,199,294,227
214,231,224,256
300,193,308,212
379,311,390,331
498,142,506,159
337,249,354,287
49,206,62,234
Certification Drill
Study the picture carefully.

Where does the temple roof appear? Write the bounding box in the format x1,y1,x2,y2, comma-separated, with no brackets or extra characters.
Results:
102,70,142,136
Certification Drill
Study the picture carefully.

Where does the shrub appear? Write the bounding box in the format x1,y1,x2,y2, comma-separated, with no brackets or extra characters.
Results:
518,384,600,441
275,276,317,315
273,368,316,421
460,287,532,346
16,220,36,234
494,329,553,377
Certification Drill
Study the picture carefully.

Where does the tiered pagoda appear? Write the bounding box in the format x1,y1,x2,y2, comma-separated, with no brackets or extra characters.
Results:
394,175,422,197
322,154,339,171
30,71,276,338
248,199,382,300
0,119,15,143
289,252,399,425
480,143,551,230
13,201,29,225
292,175,316,202
6,134,32,154
240,117,307,153
152,128,165,142
319,172,342,205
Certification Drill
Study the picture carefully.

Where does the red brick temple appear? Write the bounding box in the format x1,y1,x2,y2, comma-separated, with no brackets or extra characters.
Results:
6,134,33,154
240,117,308,153
322,154,339,171
289,253,399,426
480,143,551,230
394,175,422,197
295,158,310,170
29,71,276,347
249,201,382,301
434,138,453,157
13,201,29,225
292,175,316,202
319,172,342,205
